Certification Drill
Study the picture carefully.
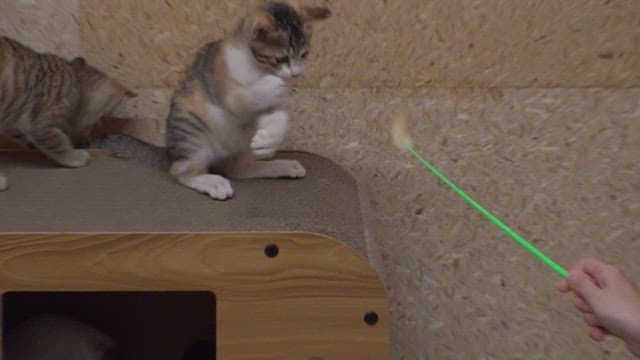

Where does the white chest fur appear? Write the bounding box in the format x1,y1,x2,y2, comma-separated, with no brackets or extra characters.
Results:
224,43,266,86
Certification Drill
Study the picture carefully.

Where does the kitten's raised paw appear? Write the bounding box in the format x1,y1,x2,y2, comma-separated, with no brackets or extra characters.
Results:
248,75,287,112
281,160,306,178
251,111,289,159
251,129,280,159
57,149,91,168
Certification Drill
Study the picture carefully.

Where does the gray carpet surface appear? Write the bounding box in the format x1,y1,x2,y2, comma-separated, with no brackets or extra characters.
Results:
0,151,366,255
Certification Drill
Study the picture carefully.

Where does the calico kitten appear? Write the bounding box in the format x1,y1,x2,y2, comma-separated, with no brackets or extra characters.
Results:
167,2,330,200
0,36,135,191
4,314,121,360
165,1,331,200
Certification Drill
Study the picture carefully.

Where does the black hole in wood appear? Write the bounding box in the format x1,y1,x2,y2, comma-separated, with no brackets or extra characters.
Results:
364,311,379,326
264,244,279,258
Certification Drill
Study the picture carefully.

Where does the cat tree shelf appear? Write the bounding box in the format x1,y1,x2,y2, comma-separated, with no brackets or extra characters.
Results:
0,151,389,360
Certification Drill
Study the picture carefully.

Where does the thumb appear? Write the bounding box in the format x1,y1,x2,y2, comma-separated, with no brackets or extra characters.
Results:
568,271,602,303
556,279,570,293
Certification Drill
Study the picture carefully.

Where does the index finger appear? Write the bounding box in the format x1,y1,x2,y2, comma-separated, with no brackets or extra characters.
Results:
570,258,609,288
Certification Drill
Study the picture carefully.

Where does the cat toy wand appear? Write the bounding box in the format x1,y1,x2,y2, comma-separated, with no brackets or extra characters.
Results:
392,113,568,279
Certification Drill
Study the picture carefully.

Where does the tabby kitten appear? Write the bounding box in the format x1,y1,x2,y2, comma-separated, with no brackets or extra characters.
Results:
0,36,135,191
166,1,330,200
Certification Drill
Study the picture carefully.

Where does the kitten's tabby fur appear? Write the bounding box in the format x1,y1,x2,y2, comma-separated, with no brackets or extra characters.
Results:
165,1,330,200
0,36,135,191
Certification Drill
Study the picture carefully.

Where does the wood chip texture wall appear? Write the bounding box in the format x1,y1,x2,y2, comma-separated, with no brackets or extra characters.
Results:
1,1,639,359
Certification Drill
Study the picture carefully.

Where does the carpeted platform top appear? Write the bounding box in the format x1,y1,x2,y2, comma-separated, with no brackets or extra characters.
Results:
0,151,366,255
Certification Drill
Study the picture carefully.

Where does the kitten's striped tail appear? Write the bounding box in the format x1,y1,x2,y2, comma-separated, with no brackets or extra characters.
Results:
89,134,169,170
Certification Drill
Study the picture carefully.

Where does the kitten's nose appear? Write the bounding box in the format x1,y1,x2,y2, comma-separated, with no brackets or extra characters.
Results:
291,64,304,77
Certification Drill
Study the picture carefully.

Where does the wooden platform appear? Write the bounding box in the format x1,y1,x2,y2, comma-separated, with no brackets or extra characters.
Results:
0,151,366,255
0,233,388,360
0,151,388,359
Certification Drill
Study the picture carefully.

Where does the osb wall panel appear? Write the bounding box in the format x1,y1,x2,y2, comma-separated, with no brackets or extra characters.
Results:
284,87,640,359
79,0,640,89
0,0,80,58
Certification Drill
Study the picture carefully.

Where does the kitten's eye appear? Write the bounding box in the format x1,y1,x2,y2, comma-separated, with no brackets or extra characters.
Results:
276,56,289,64
301,51,309,59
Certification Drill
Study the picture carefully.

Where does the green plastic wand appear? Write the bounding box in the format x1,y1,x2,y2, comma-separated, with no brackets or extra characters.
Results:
393,114,568,279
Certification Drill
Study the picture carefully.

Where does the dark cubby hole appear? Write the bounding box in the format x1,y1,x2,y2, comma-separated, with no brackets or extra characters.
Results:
3,291,216,360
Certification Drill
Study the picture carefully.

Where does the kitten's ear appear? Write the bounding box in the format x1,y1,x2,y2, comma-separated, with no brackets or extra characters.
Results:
297,5,331,22
251,12,275,42
70,57,88,71
71,57,87,67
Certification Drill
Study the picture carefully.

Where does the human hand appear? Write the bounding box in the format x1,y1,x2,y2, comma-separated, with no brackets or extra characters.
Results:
557,258,640,357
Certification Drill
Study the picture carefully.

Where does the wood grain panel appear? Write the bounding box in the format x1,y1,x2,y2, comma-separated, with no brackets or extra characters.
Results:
0,233,389,360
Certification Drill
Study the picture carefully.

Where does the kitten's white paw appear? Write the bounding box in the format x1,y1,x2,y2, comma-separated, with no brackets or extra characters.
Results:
252,146,276,160
0,174,8,192
251,111,289,159
247,75,287,112
281,160,306,178
185,174,234,200
251,129,281,159
58,149,91,168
